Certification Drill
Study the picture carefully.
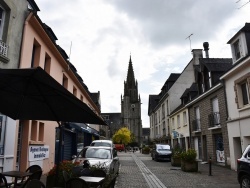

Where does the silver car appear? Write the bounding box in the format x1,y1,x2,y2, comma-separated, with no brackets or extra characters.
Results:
73,146,120,175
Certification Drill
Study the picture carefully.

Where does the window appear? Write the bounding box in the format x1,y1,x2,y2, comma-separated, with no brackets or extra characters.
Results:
208,72,212,88
31,39,41,68
38,122,44,141
80,95,84,101
172,118,175,130
62,74,68,89
234,73,250,108
241,82,249,105
183,111,187,125
0,6,5,40
44,53,51,74
233,39,241,60
162,104,165,119
31,121,38,141
166,100,169,115
73,86,77,97
177,115,180,128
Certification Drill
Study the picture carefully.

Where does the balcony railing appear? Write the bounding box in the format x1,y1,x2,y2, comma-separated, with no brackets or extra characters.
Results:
192,119,201,132
208,112,220,128
0,40,8,57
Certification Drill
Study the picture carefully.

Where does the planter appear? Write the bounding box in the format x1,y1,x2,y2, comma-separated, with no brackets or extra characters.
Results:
171,157,181,167
181,160,198,172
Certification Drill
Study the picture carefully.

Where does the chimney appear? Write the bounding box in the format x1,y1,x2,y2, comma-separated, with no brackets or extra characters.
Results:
192,49,203,65
203,42,209,58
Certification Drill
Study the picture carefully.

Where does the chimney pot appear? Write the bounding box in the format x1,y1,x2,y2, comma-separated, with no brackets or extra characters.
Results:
203,42,209,58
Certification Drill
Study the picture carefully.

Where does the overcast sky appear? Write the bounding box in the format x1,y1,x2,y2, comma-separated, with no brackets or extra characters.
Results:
35,0,250,128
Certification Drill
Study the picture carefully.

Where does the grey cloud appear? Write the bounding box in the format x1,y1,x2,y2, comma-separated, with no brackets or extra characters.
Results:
104,0,237,48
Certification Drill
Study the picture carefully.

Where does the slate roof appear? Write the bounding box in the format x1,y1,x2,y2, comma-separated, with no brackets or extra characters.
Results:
200,58,233,72
148,95,160,115
101,113,121,127
227,23,250,44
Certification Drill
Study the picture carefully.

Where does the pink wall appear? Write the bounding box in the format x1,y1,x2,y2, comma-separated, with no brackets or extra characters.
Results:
18,12,100,173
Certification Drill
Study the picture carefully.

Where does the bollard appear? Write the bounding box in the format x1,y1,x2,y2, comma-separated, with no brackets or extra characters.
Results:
209,157,212,176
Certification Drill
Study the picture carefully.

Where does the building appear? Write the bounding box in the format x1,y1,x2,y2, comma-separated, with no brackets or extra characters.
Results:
101,112,121,139
121,56,142,145
221,23,250,170
0,0,37,173
186,43,232,164
17,9,102,173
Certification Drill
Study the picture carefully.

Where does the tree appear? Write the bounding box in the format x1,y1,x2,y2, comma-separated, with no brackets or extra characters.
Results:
112,127,131,145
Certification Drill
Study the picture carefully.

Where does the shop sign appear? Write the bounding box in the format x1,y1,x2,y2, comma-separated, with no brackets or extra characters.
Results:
29,145,49,161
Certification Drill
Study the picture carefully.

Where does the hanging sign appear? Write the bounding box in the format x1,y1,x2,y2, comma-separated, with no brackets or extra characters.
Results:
29,145,49,161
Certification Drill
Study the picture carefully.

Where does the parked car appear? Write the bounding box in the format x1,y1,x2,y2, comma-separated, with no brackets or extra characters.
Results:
72,146,120,175
77,143,84,153
90,140,114,148
237,145,250,188
114,144,125,151
151,144,172,162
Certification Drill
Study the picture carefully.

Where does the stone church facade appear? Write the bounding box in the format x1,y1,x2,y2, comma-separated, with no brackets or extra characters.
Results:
121,56,142,145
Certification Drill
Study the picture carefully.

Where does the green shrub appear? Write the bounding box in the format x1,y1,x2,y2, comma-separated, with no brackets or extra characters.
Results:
180,149,197,162
172,145,183,159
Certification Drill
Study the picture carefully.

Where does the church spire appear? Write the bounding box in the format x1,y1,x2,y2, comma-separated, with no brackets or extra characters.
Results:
126,55,136,88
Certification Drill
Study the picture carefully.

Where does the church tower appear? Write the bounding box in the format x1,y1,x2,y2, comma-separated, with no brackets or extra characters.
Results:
121,55,142,145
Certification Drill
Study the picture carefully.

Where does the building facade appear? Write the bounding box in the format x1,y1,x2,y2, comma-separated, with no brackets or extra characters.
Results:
17,10,102,173
221,23,250,170
0,0,36,173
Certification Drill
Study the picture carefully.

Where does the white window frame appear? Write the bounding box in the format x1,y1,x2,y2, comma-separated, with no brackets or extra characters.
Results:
0,6,5,40
177,115,180,128
235,73,250,109
233,39,241,61
183,111,187,126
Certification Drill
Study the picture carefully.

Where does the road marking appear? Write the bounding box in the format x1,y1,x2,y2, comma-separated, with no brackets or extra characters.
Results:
132,154,167,188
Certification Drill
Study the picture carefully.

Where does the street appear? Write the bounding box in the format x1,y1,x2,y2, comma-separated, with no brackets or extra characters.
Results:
115,151,239,188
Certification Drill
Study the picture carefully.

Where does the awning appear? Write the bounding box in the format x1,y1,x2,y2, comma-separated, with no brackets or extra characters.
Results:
69,122,99,136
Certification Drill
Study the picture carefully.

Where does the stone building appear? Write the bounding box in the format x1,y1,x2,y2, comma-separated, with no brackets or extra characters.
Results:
121,56,142,145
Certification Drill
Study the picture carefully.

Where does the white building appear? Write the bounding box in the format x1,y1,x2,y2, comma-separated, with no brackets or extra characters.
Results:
221,23,250,170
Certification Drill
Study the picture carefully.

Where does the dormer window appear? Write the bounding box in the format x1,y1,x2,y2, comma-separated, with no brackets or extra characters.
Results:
233,39,241,60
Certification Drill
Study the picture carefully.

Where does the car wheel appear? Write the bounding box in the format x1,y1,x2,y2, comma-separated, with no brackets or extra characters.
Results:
240,175,250,188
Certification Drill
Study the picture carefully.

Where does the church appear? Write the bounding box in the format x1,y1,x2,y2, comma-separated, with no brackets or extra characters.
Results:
121,56,142,145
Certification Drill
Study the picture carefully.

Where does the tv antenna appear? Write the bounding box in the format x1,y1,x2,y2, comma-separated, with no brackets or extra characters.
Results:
68,41,72,70
185,33,193,51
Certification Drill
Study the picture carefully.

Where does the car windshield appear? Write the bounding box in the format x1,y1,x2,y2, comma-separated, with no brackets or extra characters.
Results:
90,142,112,147
79,148,111,159
157,145,170,151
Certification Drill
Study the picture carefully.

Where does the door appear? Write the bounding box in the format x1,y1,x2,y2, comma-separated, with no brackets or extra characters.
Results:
215,134,225,163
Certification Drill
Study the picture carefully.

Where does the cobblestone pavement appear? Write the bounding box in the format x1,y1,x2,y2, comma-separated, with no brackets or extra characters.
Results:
115,151,239,188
